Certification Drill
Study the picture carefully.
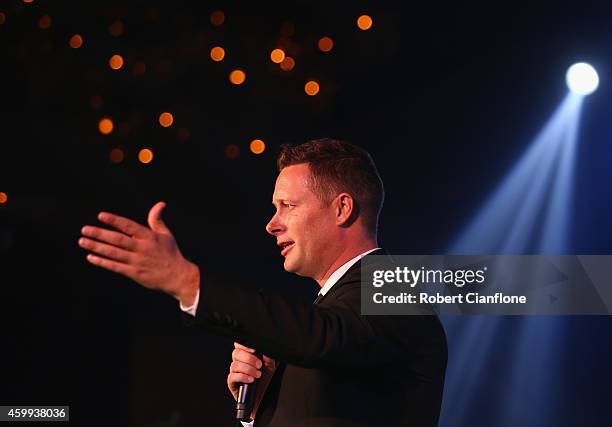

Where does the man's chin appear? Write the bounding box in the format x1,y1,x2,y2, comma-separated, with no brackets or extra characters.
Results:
283,259,296,272
283,259,304,276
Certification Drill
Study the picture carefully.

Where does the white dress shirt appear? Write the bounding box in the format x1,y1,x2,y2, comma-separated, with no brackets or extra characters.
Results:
180,247,380,426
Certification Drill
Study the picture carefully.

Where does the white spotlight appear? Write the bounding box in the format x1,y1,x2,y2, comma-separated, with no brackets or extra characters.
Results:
566,62,599,95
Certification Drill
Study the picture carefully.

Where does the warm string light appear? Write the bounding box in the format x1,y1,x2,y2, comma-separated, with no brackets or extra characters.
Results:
159,112,174,127
270,49,285,63
98,118,114,135
109,54,124,70
210,46,225,62
38,14,51,29
0,12,5,25
250,139,265,154
138,148,154,164
69,34,83,49
0,192,7,204
30,5,376,165
357,15,373,30
109,148,124,164
210,10,224,26
318,37,333,52
280,57,295,71
229,69,246,85
304,80,320,96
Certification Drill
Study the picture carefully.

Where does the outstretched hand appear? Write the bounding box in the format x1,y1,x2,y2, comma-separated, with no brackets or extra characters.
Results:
78,201,200,306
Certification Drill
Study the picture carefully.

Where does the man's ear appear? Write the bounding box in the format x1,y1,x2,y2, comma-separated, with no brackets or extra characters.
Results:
333,193,355,226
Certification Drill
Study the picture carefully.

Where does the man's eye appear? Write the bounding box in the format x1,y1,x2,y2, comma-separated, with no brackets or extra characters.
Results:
283,203,295,209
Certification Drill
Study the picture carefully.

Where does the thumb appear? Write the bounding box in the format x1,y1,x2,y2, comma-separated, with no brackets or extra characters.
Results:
148,201,171,234
234,342,256,353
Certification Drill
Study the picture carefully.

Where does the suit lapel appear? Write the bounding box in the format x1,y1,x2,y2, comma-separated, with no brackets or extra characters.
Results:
254,361,285,426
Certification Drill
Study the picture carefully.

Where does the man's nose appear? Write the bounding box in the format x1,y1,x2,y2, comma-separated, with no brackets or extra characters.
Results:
266,212,285,236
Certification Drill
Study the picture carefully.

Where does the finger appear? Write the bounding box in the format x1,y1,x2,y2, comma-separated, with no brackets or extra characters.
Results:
232,349,262,369
262,355,276,368
262,354,274,364
230,361,262,378
228,373,255,385
79,237,132,263
81,226,135,250
147,202,171,235
97,212,149,238
234,342,256,352
85,253,132,276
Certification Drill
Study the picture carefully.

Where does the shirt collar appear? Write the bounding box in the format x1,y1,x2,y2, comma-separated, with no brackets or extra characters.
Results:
318,247,381,296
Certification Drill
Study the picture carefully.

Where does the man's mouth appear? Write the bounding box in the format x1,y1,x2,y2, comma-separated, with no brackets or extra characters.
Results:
279,241,295,257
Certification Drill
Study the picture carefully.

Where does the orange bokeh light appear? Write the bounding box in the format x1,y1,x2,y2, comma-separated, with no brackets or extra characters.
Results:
210,46,225,62
109,148,124,164
357,15,373,30
304,80,320,96
109,20,124,36
270,48,285,64
159,112,174,128
210,10,225,26
38,14,52,29
0,192,7,204
318,36,333,52
0,12,5,25
69,34,83,49
250,139,266,155
22,0,33,4
280,56,295,71
109,54,124,70
98,118,114,135
229,69,246,85
138,148,154,164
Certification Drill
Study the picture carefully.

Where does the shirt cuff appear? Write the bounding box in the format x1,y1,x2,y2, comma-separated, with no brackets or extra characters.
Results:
179,288,200,317
241,421,254,427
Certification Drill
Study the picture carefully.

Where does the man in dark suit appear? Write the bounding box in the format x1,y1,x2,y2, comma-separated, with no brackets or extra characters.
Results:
78,138,447,426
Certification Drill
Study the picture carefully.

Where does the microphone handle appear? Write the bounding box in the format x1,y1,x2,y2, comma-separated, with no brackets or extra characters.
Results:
235,351,262,423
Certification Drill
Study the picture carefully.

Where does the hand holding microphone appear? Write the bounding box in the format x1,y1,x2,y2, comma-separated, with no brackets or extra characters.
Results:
228,342,277,422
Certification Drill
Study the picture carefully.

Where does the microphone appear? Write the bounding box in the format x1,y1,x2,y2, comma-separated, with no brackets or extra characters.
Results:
235,351,262,423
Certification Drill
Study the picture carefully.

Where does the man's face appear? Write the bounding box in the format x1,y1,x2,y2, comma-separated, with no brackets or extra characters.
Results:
266,163,337,279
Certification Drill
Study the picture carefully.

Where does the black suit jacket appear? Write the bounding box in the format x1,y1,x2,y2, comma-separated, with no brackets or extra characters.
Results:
189,250,447,426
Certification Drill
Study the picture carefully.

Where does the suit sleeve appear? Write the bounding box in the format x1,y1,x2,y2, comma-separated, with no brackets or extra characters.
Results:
185,272,441,370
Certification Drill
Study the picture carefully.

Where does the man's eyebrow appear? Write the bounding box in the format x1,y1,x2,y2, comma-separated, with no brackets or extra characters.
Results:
272,198,295,205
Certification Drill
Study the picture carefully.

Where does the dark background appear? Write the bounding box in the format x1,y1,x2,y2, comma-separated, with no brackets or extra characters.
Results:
1,0,611,426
